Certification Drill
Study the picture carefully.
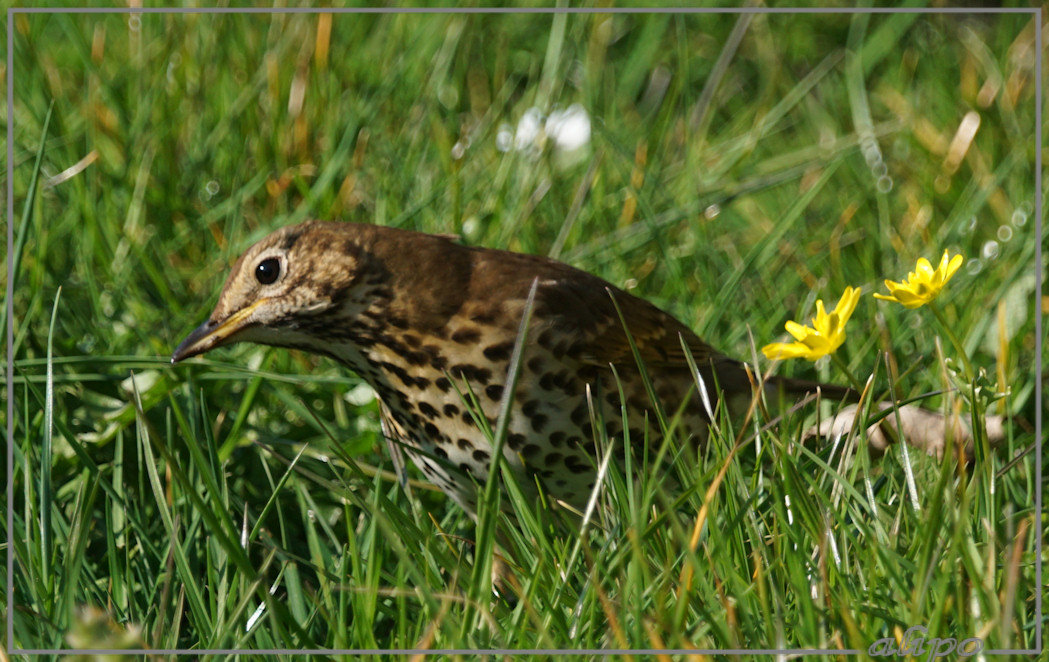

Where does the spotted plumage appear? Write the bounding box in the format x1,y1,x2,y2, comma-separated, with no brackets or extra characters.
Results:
172,220,997,516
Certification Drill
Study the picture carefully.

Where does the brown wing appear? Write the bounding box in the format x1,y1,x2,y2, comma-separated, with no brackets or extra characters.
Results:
461,242,746,377
528,270,733,367
582,285,726,368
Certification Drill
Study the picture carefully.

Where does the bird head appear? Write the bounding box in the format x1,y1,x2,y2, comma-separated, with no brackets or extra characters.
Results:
171,221,369,363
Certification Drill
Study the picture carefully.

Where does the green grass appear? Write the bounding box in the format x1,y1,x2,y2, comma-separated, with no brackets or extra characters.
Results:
4,6,1041,655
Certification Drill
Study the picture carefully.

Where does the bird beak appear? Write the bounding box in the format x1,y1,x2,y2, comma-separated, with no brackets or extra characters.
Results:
171,301,261,363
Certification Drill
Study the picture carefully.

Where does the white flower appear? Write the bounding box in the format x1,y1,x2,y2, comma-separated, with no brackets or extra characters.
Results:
497,104,592,155
545,104,591,151
515,107,544,150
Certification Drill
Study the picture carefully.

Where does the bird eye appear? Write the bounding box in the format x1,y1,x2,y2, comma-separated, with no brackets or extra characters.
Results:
255,257,281,285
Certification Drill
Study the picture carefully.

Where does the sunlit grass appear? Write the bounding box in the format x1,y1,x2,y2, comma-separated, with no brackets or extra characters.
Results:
5,8,1039,654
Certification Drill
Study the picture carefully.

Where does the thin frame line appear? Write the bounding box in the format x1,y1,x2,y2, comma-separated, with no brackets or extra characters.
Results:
6,5,1040,658
14,654,868,658
1034,7,1044,655
6,7,15,657
9,647,1043,656
4,6,1040,13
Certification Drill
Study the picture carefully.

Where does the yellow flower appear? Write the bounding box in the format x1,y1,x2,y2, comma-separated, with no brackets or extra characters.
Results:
762,286,861,361
873,250,963,309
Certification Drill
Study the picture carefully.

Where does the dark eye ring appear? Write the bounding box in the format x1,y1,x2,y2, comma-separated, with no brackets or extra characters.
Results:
255,257,281,285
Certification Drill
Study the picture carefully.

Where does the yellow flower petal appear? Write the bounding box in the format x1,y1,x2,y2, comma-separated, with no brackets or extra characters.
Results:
834,286,861,323
915,258,934,279
763,286,860,362
875,251,963,309
784,320,812,342
942,252,963,282
762,341,817,360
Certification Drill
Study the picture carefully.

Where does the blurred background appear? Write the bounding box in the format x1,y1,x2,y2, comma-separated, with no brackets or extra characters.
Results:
4,5,1041,652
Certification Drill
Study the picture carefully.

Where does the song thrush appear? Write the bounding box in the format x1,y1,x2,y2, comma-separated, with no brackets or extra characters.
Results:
172,221,1000,515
